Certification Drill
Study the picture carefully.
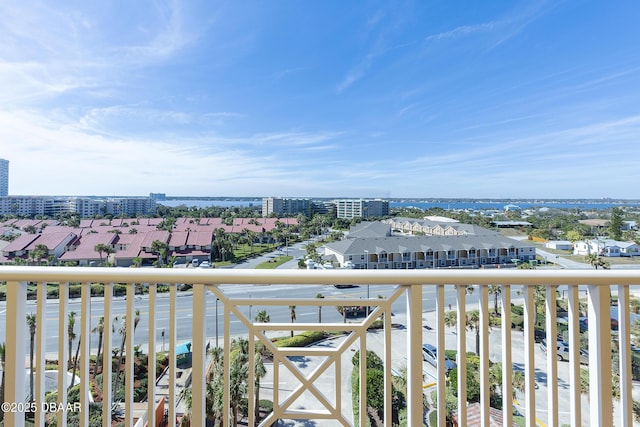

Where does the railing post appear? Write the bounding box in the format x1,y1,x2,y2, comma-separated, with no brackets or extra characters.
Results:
501,284,513,427
147,283,157,427
191,283,207,427
456,285,467,425
102,283,113,427
587,284,613,426
567,285,581,427
546,285,558,427
407,283,424,426
618,284,632,427
57,282,69,427
80,283,91,427
168,283,177,427
35,281,48,427
436,284,446,426
4,280,27,427
124,283,135,425
479,285,490,426
523,285,536,427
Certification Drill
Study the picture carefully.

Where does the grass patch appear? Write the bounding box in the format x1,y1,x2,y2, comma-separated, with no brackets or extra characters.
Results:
255,256,293,269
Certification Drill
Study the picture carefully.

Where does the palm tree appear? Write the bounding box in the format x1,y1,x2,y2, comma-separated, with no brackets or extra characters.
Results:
113,310,141,397
230,338,249,427
586,253,610,269
30,243,49,265
94,243,114,266
443,309,481,355
26,313,36,403
0,342,5,423
92,316,105,377
255,310,270,354
70,335,81,390
467,310,481,356
488,285,501,314
254,352,267,423
206,346,224,425
150,240,169,267
289,305,296,338
68,311,77,369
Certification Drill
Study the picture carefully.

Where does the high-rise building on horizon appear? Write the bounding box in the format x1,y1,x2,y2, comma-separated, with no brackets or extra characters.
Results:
0,158,8,197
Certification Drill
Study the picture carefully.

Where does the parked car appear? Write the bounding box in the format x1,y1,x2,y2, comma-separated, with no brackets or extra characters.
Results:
579,316,619,332
540,338,588,364
191,259,199,267
198,261,211,268
422,343,457,373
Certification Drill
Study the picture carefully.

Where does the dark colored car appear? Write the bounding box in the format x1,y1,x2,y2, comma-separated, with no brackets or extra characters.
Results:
579,317,618,332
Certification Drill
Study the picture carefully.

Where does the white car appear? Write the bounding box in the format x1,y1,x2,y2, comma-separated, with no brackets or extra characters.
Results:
198,261,211,268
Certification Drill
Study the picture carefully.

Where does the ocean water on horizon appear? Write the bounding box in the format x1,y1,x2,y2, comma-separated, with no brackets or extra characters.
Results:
158,199,640,210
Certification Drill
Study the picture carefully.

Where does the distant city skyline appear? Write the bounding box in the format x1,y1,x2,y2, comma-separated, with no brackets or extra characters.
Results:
2,2,640,199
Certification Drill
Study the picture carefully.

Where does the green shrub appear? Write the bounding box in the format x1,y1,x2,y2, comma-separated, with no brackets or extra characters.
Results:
368,319,383,330
259,399,273,414
91,283,105,296
351,349,384,370
69,284,82,298
511,304,524,316
444,349,457,361
511,315,524,330
113,284,127,296
273,331,326,348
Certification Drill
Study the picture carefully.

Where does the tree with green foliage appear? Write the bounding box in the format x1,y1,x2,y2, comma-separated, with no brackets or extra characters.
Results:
488,285,501,314
150,240,169,267
30,243,49,265
566,230,583,243
92,316,105,377
229,337,249,427
254,352,267,423
255,310,270,354
68,311,77,369
26,313,36,403
608,207,624,240
94,243,114,266
113,310,141,398
585,253,610,269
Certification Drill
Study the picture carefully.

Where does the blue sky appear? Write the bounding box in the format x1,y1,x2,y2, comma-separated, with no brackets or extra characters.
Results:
2,1,640,199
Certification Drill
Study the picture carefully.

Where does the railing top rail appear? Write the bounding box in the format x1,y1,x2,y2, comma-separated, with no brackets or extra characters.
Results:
1,266,639,286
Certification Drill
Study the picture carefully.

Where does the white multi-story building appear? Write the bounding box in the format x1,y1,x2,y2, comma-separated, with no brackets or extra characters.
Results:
262,197,312,216
0,196,48,216
0,196,156,217
105,198,157,216
71,198,104,217
334,199,389,219
0,158,8,197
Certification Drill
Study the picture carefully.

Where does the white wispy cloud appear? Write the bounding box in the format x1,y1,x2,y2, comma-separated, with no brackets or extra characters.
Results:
424,22,498,43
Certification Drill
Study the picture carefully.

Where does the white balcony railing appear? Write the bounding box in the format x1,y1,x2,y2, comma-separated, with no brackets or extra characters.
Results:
1,267,639,426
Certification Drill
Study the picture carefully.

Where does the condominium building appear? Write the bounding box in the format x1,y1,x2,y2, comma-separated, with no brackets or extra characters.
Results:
262,197,312,216
0,158,8,197
0,196,156,217
334,198,389,219
105,197,157,216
